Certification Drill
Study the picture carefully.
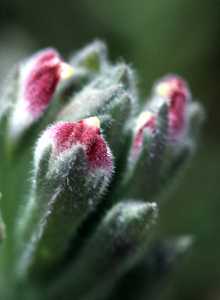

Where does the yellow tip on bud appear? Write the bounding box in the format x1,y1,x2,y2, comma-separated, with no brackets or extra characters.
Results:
60,62,74,81
84,117,100,128
155,82,170,98
136,111,153,130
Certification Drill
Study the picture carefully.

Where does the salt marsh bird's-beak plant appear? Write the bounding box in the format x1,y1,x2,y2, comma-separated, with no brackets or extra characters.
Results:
0,41,204,300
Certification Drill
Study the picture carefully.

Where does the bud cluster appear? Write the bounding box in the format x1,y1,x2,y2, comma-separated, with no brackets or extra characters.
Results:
0,41,204,300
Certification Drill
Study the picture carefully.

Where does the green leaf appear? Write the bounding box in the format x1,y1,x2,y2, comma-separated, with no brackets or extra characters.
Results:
55,84,123,122
102,93,132,156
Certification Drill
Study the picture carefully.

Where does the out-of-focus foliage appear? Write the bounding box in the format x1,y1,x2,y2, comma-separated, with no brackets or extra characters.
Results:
0,1,220,299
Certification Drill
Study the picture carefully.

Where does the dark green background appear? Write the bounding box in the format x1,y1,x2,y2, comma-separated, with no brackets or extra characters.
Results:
0,1,220,299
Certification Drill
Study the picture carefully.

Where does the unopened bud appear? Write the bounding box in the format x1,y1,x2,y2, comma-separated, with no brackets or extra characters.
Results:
10,49,73,139
17,117,113,276
154,75,190,148
35,117,112,182
131,111,157,161
113,104,168,202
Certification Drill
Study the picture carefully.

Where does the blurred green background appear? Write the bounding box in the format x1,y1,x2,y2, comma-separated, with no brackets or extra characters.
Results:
0,1,220,299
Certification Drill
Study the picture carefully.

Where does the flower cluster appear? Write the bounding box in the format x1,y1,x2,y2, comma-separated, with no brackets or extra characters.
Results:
0,41,204,300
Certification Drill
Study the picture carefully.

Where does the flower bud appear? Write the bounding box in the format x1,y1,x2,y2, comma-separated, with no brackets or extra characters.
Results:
35,117,112,182
16,117,113,276
154,75,190,147
131,111,157,161
112,104,168,202
10,49,73,138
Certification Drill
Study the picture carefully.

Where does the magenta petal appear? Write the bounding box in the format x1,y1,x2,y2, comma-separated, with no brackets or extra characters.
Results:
131,112,157,161
154,75,191,147
9,49,73,140
22,49,63,121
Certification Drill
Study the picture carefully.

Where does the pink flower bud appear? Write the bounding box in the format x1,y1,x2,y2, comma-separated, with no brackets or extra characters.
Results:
35,117,112,181
10,49,73,137
131,111,157,160
154,75,190,147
